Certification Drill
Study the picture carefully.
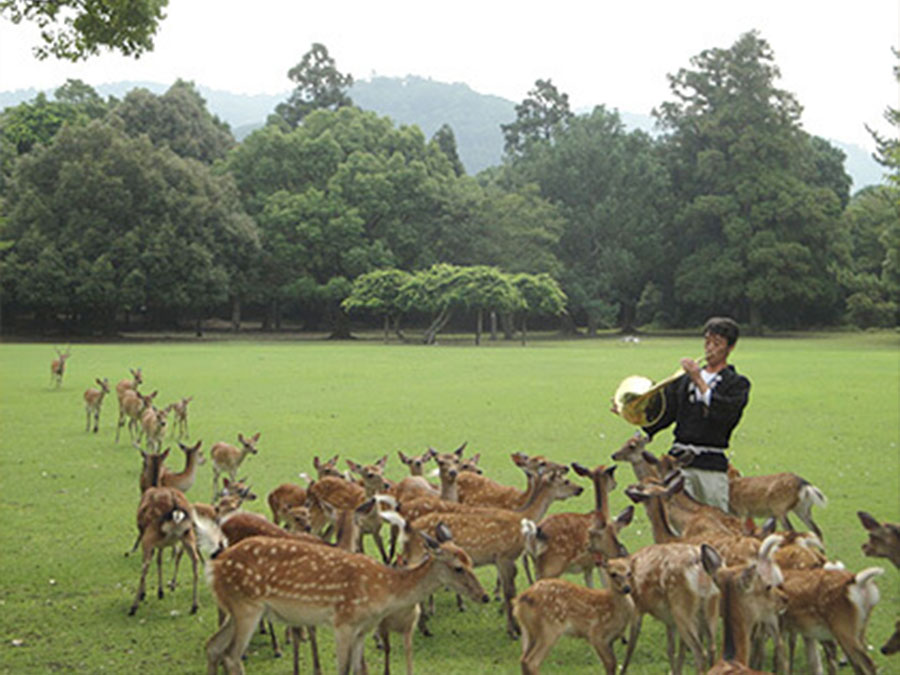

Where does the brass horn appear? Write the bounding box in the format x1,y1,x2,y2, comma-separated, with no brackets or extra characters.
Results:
614,357,705,427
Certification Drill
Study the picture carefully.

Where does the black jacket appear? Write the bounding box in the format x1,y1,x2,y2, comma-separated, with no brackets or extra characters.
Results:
642,365,750,450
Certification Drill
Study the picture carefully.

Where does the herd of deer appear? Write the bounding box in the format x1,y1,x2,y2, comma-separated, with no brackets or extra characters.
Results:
62,355,900,674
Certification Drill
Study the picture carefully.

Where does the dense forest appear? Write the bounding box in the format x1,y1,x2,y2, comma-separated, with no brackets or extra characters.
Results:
0,35,897,339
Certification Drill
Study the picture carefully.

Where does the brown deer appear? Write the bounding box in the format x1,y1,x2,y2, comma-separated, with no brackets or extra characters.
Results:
139,403,169,451
513,556,636,674
313,454,344,479
115,368,143,440
521,464,629,586
83,377,110,432
345,456,393,561
702,539,787,675
159,440,204,493
728,466,828,540
857,510,900,569
779,564,885,675
169,396,193,440
50,347,71,388
127,449,204,616
268,482,308,527
397,448,436,477
399,471,584,638
205,528,488,675
117,389,156,443
209,432,260,501
456,451,558,509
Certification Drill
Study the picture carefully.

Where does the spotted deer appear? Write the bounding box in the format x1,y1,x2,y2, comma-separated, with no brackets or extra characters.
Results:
728,466,828,540
83,377,110,432
50,347,71,388
513,556,636,674
169,396,193,440
159,440,204,494
115,368,143,441
397,448,436,477
139,403,169,452
209,432,260,501
205,527,488,675
117,389,156,444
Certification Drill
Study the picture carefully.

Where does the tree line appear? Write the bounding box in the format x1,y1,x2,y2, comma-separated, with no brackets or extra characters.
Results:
0,35,897,339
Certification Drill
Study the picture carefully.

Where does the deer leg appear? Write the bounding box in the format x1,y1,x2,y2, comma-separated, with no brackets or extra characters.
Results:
498,558,520,638
224,604,264,675
93,411,100,433
333,625,357,675
206,612,236,675
169,545,184,590
377,624,391,675
266,617,281,658
618,614,642,675
308,626,321,675
802,636,825,675
116,410,125,442
185,537,200,614
590,634,617,675
85,409,91,432
156,548,165,599
128,545,153,615
520,631,557,675
830,626,876,675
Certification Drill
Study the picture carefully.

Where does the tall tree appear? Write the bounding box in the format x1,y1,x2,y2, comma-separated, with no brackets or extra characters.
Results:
655,31,849,332
1,0,168,61
430,124,465,177
501,79,573,156
274,43,354,128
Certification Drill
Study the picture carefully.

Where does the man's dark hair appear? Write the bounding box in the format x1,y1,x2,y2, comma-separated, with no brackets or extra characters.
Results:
703,317,740,346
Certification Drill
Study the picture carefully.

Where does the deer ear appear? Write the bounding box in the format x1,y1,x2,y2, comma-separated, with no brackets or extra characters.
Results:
624,485,647,504
857,511,880,531
616,505,635,528
398,451,409,464
376,455,388,469
571,462,590,477
420,531,440,551
641,450,659,465
701,543,723,578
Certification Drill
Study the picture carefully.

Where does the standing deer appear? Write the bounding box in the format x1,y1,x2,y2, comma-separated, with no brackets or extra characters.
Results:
139,403,169,452
117,389,156,443
209,432,260,501
169,396,193,440
160,440,205,493
513,556,636,674
115,368,143,441
728,466,828,540
83,377,110,432
205,528,488,675
127,448,206,616
50,347,71,388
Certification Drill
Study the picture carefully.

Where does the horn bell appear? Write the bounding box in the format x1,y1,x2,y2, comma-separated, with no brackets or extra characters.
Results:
614,376,667,427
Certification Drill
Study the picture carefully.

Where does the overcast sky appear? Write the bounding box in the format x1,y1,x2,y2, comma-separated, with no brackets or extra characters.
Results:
1,1,897,150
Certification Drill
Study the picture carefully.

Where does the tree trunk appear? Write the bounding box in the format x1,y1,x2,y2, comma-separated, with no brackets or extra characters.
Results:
393,316,406,342
586,313,598,337
521,316,528,346
489,311,498,341
230,296,241,332
423,308,452,344
501,312,515,340
328,307,353,340
383,315,390,343
475,309,483,345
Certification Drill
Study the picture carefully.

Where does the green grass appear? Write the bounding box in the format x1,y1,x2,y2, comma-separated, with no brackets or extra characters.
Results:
0,332,897,674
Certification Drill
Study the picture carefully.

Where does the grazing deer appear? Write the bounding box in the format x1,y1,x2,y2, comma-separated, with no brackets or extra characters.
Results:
169,396,193,440
205,528,488,675
780,564,885,675
117,389,156,443
50,347,71,388
513,556,636,674
857,510,900,569
160,440,204,494
127,449,205,616
83,377,110,432
700,537,787,672
728,466,828,540
209,432,260,501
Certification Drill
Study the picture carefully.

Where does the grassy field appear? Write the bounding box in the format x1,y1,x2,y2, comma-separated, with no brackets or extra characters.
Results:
0,331,897,674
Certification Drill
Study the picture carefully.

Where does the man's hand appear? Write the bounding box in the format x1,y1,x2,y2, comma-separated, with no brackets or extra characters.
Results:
681,357,707,393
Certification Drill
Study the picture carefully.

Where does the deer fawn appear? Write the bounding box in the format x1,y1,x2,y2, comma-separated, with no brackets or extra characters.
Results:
397,448,436,477
209,432,260,501
83,377,110,432
50,347,71,388
139,403,169,452
857,510,900,569
117,389,156,443
205,527,488,675
728,466,828,540
169,396,193,440
513,556,636,674
115,368,143,440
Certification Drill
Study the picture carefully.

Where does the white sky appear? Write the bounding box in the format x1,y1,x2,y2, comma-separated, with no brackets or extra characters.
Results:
1,1,898,151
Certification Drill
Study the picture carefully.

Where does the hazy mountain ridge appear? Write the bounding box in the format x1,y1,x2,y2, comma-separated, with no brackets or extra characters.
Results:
0,77,885,189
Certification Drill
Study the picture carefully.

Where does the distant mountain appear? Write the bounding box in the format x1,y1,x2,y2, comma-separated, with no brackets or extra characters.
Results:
0,77,886,190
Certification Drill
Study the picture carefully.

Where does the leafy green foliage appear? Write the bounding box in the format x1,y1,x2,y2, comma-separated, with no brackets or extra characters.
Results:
0,0,168,61
274,43,354,128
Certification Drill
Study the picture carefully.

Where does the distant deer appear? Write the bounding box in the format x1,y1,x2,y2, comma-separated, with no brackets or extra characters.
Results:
139,404,169,452
115,368,143,440
117,390,157,443
83,377,110,432
209,432,260,501
50,347,71,388
169,396,193,440
513,556,636,674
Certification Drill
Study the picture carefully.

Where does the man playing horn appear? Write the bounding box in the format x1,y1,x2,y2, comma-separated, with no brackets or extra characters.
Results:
614,317,750,511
